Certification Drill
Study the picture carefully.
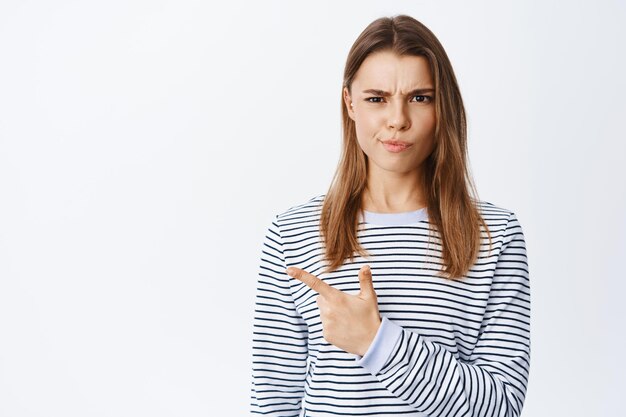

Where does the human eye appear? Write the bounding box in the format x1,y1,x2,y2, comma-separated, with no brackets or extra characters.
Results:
365,97,384,103
411,95,433,103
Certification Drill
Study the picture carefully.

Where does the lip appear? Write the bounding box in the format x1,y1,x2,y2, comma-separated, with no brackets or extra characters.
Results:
380,139,413,153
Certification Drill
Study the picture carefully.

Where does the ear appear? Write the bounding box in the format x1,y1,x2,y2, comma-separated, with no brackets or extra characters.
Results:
343,87,355,121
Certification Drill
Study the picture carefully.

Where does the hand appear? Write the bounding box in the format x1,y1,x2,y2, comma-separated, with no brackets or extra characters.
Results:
285,264,382,356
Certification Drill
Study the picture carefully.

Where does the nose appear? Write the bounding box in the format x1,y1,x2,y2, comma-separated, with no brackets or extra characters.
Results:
387,100,410,131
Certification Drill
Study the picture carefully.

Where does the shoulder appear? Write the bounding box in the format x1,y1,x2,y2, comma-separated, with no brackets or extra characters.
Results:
274,193,325,223
475,200,527,250
475,199,522,226
262,194,326,239
475,199,514,219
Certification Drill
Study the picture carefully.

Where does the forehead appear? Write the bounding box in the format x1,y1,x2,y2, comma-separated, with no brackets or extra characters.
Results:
352,50,433,90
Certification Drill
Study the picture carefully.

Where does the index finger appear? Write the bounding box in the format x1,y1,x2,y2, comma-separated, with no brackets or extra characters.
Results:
286,267,335,297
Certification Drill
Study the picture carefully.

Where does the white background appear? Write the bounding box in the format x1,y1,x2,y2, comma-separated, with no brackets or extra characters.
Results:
1,0,624,416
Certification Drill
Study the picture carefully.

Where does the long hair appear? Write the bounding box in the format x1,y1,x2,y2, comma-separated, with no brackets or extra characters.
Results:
320,14,492,280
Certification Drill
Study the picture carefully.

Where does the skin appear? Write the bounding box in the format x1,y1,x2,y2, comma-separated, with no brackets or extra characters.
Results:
286,50,437,357
286,265,380,357
345,49,436,213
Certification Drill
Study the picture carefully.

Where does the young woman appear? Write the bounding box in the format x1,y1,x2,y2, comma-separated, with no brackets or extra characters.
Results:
250,14,530,417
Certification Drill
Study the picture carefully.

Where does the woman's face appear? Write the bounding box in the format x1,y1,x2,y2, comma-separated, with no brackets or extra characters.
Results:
344,50,436,175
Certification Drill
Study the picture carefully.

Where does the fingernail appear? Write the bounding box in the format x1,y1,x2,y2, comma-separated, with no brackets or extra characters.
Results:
286,267,294,276
364,265,371,273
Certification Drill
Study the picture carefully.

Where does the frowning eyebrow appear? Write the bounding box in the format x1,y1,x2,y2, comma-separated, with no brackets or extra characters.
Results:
362,88,435,96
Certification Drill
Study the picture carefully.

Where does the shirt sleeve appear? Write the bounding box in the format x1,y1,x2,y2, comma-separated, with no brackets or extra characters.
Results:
352,212,531,417
250,215,309,416
351,316,403,374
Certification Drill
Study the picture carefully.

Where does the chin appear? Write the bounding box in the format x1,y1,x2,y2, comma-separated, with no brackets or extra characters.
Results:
372,160,419,174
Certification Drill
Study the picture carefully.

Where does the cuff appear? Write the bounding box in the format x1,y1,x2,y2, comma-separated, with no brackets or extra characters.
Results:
351,316,403,375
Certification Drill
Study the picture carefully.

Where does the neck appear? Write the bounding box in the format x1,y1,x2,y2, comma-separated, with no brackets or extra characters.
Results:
361,166,427,213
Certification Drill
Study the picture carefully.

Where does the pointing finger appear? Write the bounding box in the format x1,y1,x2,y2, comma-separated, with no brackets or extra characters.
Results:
286,267,335,297
358,264,376,298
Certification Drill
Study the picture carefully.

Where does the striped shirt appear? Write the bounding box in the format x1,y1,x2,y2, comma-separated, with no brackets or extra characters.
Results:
250,194,531,416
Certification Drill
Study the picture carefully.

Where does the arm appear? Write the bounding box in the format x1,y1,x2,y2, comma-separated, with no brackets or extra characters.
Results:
250,216,309,416
353,212,531,416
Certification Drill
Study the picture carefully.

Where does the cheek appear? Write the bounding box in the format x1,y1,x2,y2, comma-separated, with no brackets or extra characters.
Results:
354,115,380,146
355,130,377,156
415,118,436,151
420,111,437,134
409,112,436,150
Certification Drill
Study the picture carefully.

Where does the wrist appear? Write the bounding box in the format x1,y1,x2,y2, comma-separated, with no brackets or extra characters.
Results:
359,315,382,356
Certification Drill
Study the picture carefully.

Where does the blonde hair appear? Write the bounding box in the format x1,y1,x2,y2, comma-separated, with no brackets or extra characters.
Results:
320,14,492,280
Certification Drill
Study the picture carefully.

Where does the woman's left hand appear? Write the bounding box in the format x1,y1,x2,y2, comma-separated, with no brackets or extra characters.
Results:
286,264,381,356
